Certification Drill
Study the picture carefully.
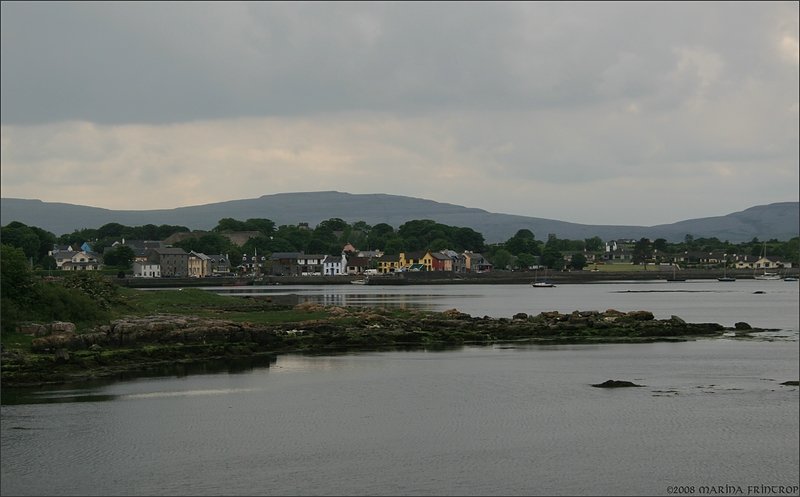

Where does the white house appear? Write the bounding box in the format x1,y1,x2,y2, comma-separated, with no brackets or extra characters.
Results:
58,251,101,271
132,262,161,278
323,254,347,275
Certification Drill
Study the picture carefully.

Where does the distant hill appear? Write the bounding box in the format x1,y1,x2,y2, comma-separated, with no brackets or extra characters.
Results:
1,191,798,243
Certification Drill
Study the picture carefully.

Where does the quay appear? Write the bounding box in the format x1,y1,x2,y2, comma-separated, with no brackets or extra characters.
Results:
116,267,800,288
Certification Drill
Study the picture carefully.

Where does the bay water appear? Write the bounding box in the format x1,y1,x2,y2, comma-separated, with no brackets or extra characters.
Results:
2,280,798,496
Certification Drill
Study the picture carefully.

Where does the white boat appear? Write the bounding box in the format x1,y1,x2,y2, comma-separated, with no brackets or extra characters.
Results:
753,242,781,280
350,279,367,285
784,276,799,282
531,269,555,288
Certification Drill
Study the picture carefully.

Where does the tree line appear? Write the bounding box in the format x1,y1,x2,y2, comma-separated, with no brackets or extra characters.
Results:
2,218,798,272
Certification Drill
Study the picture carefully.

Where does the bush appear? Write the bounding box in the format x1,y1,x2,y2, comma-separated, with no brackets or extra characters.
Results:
37,283,109,324
61,272,120,309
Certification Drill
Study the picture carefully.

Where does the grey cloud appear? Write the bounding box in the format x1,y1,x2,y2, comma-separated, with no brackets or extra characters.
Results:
3,2,796,125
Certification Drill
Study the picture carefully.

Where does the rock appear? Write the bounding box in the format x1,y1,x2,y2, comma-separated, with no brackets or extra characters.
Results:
17,324,48,336
625,311,654,321
670,315,686,325
591,379,645,388
779,381,799,386
50,321,76,333
54,348,70,363
512,312,528,320
734,322,752,330
441,308,464,317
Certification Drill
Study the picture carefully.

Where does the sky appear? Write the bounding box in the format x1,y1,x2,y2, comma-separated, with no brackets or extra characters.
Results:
1,2,798,227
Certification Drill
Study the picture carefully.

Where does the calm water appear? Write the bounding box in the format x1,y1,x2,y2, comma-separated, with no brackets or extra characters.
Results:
211,279,800,331
2,281,798,496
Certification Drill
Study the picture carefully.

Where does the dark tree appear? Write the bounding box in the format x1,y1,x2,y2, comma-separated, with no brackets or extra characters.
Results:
97,222,127,239
584,236,604,252
632,238,653,265
103,245,136,269
570,253,587,271
505,229,538,255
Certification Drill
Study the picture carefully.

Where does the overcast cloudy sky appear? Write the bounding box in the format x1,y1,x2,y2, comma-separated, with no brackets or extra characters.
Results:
1,2,798,226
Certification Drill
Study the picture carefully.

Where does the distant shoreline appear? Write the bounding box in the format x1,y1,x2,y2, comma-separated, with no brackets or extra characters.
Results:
114,268,800,288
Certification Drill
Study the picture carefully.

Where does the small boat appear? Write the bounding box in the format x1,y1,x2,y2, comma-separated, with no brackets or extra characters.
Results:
718,265,735,282
784,276,799,282
754,242,782,280
532,269,555,287
350,279,368,285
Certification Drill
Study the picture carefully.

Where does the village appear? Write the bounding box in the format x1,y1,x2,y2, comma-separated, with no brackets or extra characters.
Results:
46,231,794,279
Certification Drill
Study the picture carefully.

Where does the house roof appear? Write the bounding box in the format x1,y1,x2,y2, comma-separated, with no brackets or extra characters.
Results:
55,251,79,259
297,254,325,260
270,252,303,260
151,247,189,255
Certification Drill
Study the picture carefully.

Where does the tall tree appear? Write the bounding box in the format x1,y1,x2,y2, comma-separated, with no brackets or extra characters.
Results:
505,229,538,255
632,238,653,265
584,236,604,252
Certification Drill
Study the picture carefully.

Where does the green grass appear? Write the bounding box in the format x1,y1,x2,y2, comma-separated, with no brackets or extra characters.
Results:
112,287,362,324
1,285,440,355
1,331,35,350
112,287,238,316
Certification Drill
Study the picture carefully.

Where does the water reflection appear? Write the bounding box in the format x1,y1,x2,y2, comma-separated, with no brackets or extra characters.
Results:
0,355,278,406
211,285,486,310
204,281,800,331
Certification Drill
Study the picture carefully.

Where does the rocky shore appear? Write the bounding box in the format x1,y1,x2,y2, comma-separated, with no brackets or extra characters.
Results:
1,304,767,388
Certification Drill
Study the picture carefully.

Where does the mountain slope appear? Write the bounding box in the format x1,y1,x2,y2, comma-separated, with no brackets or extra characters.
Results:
1,191,797,243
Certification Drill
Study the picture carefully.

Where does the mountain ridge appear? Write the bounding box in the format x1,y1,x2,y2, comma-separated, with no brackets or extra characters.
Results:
1,192,797,243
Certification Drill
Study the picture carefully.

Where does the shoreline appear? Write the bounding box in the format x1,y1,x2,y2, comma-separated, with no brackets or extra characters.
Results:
0,304,769,389
114,268,800,288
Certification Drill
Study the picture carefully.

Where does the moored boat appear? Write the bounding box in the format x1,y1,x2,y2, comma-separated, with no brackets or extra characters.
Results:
532,269,555,287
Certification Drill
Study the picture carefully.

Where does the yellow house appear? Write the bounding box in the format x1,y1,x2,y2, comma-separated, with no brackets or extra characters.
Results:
377,254,400,273
188,251,212,277
419,251,434,271
398,251,427,270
